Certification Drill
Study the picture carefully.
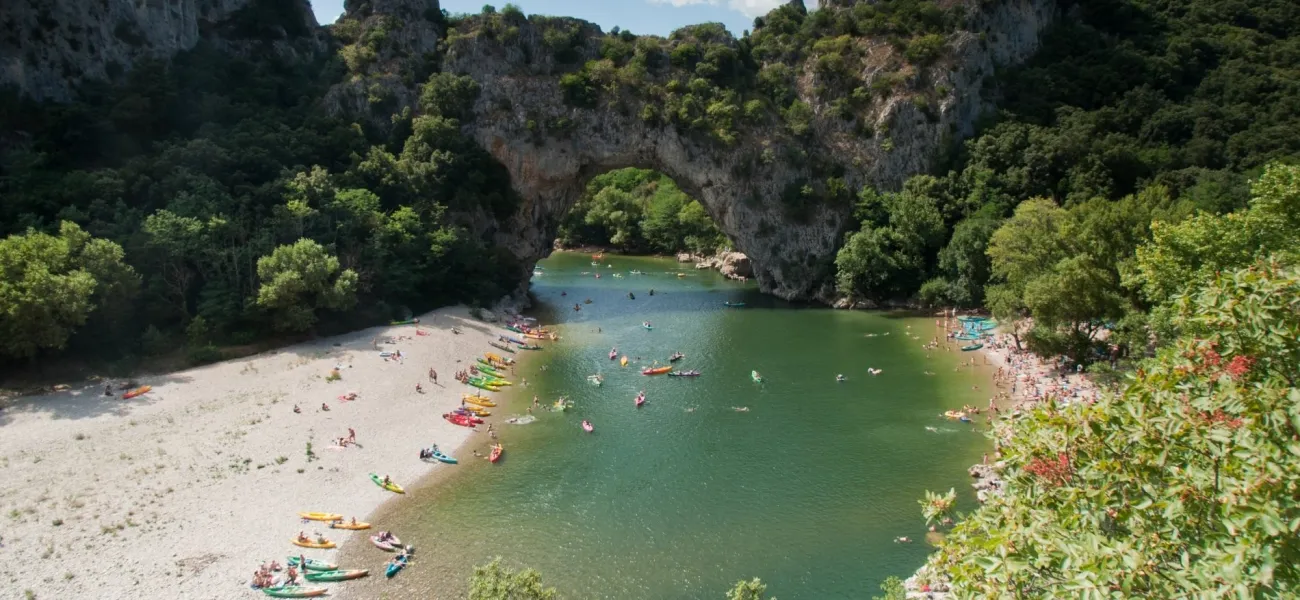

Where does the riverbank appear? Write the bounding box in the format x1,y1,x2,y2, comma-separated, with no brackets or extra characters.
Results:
903,321,1104,598
0,306,499,599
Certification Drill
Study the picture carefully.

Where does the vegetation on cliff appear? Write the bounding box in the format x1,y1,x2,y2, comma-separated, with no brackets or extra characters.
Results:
0,39,518,367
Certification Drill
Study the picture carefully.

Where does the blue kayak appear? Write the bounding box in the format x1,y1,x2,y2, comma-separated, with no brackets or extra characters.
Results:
423,445,457,464
386,555,409,578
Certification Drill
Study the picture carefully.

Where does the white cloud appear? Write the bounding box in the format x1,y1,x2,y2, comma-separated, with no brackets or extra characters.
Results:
646,0,818,19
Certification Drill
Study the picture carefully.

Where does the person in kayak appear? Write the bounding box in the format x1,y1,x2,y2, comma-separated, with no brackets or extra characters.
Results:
628,292,636,300
382,474,392,487
836,374,846,382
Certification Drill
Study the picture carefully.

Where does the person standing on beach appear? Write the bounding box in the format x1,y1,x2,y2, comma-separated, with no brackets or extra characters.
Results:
431,369,438,384
348,428,356,444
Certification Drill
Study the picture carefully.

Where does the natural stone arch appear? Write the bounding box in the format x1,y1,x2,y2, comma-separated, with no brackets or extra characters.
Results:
331,0,1058,300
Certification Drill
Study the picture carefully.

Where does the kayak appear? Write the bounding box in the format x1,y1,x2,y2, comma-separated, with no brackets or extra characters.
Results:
955,332,984,340
452,410,485,424
669,353,684,362
368,473,405,494
587,375,603,386
424,446,458,464
297,512,342,522
501,336,524,345
390,318,419,325
468,380,501,392
286,557,337,571
620,356,629,367
263,586,327,598
582,420,594,433
519,345,543,350
957,315,988,322
291,538,336,549
488,341,516,353
444,413,476,427
305,568,369,582
505,325,524,333
668,370,701,377
752,371,763,383
961,343,984,352
370,534,402,551
642,366,672,375
386,554,409,578
329,521,371,530
463,395,497,407
635,394,646,407
123,385,152,399
523,332,549,339
723,301,746,307
489,444,504,463
642,324,654,330
484,352,514,365
462,406,491,417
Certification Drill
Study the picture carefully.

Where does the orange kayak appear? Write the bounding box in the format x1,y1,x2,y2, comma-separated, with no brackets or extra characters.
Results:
641,366,672,375
489,444,503,463
123,385,152,399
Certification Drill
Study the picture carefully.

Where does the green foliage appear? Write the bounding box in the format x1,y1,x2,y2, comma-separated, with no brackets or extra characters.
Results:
871,576,906,600
927,259,1300,597
255,240,358,332
468,558,558,600
726,578,774,600
419,72,481,120
0,222,137,360
836,180,944,300
558,168,727,255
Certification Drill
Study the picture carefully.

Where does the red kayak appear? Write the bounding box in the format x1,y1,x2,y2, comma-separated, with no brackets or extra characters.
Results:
443,413,475,427
635,394,646,407
489,444,503,463
582,420,594,433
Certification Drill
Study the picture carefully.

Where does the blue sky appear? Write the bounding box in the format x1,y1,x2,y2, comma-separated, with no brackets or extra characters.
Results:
309,0,814,37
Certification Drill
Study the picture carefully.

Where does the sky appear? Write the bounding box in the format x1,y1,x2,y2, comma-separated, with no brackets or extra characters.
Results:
308,0,816,37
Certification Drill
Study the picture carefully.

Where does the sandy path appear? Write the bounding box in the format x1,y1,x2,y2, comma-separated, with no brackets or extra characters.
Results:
0,307,505,599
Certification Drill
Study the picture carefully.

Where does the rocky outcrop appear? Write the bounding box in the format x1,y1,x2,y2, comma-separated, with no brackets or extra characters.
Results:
431,0,1058,301
0,0,319,101
695,251,753,281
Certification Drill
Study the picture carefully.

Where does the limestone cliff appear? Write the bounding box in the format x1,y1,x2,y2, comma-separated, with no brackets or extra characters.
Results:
329,0,1057,300
0,0,320,101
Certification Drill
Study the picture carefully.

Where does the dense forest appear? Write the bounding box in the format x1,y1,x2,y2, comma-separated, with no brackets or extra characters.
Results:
556,168,728,255
0,14,522,369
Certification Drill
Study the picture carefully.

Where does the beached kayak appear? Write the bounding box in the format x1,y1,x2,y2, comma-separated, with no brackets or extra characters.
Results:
305,568,369,582
368,473,405,494
370,534,402,551
444,413,476,427
291,538,336,549
489,444,504,463
468,380,501,392
329,521,371,530
386,555,409,578
123,385,152,399
390,318,420,325
463,395,497,407
462,406,490,417
297,512,342,522
961,343,984,352
519,344,543,350
642,366,672,375
263,586,327,598
488,341,516,353
286,557,337,571
424,446,458,464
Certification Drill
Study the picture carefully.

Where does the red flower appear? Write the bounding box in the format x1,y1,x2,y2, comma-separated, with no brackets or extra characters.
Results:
1225,355,1255,379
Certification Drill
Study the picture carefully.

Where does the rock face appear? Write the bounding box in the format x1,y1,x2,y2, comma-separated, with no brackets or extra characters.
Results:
0,0,319,101
3,0,1058,302
431,0,1058,301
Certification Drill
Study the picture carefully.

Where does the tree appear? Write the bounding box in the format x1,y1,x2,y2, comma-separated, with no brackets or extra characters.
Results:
925,258,1300,597
0,222,137,360
726,578,774,600
468,558,558,600
255,240,358,332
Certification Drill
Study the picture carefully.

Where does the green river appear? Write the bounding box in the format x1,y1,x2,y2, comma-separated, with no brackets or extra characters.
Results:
350,252,992,599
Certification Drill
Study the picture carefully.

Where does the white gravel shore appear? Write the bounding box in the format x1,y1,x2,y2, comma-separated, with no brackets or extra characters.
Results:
0,306,505,599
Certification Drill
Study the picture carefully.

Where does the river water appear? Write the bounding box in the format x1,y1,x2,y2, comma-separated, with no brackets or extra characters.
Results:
348,252,992,599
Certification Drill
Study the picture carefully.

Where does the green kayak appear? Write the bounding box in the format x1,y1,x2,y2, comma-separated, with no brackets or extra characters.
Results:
519,344,543,351
262,586,327,598
305,568,369,582
286,557,336,572
468,380,499,391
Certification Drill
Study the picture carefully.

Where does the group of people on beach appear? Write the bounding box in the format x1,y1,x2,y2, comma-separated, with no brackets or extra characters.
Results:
251,560,286,588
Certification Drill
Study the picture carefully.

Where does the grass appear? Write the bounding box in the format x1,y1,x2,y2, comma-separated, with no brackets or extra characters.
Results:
64,572,74,581
275,456,289,465
7,509,20,520
296,468,305,474
51,518,63,526
24,590,34,600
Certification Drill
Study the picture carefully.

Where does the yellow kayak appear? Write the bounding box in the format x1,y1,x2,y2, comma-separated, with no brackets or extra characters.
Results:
298,512,342,522
369,473,405,494
620,356,629,367
463,395,497,407
329,521,371,530
292,538,337,549
463,406,491,417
